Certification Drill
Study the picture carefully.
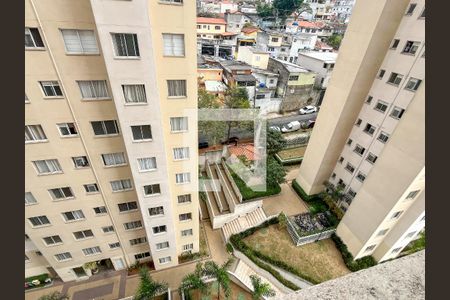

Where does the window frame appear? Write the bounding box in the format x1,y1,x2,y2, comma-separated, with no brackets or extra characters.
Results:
77,80,110,100
131,125,153,142
143,184,162,197
48,187,74,201
111,33,140,58
25,192,38,205
123,220,143,231
170,117,189,133
73,229,94,240
110,179,133,192
149,206,165,217
43,235,63,246
39,81,63,98
25,27,45,49
91,120,120,136
404,77,422,92
377,131,389,143
33,159,63,175
173,147,190,161
137,157,158,172
122,84,147,104
83,183,99,194
25,125,47,143
61,210,85,222
60,29,99,55
102,152,128,167
72,156,90,168
28,215,51,227
390,106,405,119
118,201,139,213
386,72,403,86
162,33,185,57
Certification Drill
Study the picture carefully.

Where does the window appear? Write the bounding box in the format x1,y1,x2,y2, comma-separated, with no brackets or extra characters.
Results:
288,75,299,81
49,187,74,200
144,184,161,196
405,77,422,91
406,190,420,200
377,69,385,79
163,34,185,56
156,242,170,250
102,226,115,233
25,192,37,205
73,230,94,240
387,73,403,86
122,84,147,103
181,229,193,236
93,206,107,215
366,153,378,164
62,210,85,222
179,212,192,221
153,225,167,234
374,100,388,113
78,81,109,99
28,215,50,227
377,132,389,143
36,251,43,256
419,8,425,18
124,220,143,230
363,123,376,135
55,252,72,261
345,163,355,174
175,172,191,184
33,159,62,175
405,3,417,15
112,33,140,57
167,80,187,97
137,157,157,171
346,139,353,146
331,173,336,180
178,194,191,204
118,201,138,212
149,206,164,216
366,96,373,104
24,94,29,103
353,144,365,156
364,244,377,252
102,152,127,167
268,47,274,51
61,29,98,54
43,235,63,246
348,188,357,198
391,211,404,219
25,27,44,48
25,254,30,262
173,147,189,160
390,39,400,49
356,172,366,182
170,117,188,132
377,229,389,236
82,246,102,256
91,120,119,136
214,25,221,30
72,156,89,168
131,125,152,141
159,256,172,264
25,125,47,142
390,106,405,119
402,39,420,54
130,237,147,246
338,156,344,164
111,179,133,192
182,243,194,251
355,118,362,126
271,37,279,42
40,81,63,97
255,94,265,100
57,123,78,137
109,242,121,249
134,252,151,260
391,247,403,253
405,231,417,239
84,183,99,193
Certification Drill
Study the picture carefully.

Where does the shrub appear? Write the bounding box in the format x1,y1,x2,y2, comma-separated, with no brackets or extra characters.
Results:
226,243,234,254
308,200,328,214
331,234,377,272
323,197,344,220
292,180,321,202
228,165,281,200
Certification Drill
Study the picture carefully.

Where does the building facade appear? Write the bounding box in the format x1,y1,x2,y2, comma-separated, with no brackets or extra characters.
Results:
25,0,199,282
295,0,425,262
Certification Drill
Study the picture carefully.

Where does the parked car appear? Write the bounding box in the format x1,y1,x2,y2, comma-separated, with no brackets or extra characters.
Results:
281,121,301,133
221,136,239,145
302,119,316,129
269,125,281,132
198,141,209,149
299,105,318,115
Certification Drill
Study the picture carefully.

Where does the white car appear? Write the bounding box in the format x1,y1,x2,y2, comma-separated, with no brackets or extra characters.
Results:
299,105,318,115
269,125,281,132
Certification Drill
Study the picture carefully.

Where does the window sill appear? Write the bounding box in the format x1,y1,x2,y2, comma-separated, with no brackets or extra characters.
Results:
113,56,141,60
55,258,72,263
175,182,191,185
155,248,170,252
119,209,138,214
25,202,38,206
81,98,112,102
173,158,190,162
112,189,134,193
144,193,162,198
138,169,158,173
109,247,120,251
149,214,165,218
60,135,79,139
158,1,183,6
171,130,188,134
74,166,90,170
363,131,374,136
83,253,102,257
178,202,192,206
400,52,416,56
64,219,86,224
86,191,100,195
94,213,108,217
44,243,64,248
163,55,186,58
52,197,75,202
390,115,401,120
25,101,31,104
404,88,417,92
167,96,187,100
25,47,46,51
25,140,49,144
374,108,386,114
153,232,167,236
124,102,148,106
179,219,192,223
132,139,153,143
43,96,64,100
37,172,64,176
104,164,128,169
386,82,400,87
65,52,100,56
94,134,120,138
74,237,94,242
124,228,144,232
30,224,52,229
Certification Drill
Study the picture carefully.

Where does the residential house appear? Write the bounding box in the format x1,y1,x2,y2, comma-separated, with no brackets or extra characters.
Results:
236,46,270,70
332,0,356,23
197,17,238,57
252,68,280,110
297,51,338,90
220,60,256,102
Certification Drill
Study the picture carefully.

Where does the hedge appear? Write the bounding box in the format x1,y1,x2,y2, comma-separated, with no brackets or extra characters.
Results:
323,197,344,220
274,154,303,166
229,168,281,200
331,234,377,272
292,179,322,202
230,217,320,287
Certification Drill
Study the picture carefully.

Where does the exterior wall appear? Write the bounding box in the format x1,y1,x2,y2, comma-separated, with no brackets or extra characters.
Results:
197,23,226,38
296,54,336,88
268,34,283,47
220,3,238,13
295,0,411,195
198,68,223,83
236,47,269,70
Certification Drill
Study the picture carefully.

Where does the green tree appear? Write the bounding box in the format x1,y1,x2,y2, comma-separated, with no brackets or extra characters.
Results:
327,34,343,49
249,275,276,300
257,3,274,18
198,88,221,109
223,86,251,140
267,126,287,155
134,266,168,300
266,157,286,187
273,0,304,19
179,262,209,299
38,292,69,300
293,2,313,21
277,212,288,231
203,258,234,300
198,88,227,146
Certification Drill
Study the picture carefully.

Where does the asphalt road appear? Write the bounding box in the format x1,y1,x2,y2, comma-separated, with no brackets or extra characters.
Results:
267,112,318,127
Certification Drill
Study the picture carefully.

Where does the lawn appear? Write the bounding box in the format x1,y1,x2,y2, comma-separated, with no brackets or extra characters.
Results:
184,281,252,300
243,225,350,283
229,167,281,200
278,146,307,160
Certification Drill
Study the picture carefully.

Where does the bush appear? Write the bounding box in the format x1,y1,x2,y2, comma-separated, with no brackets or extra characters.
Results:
25,273,49,284
230,169,281,200
308,200,328,214
226,243,234,254
323,197,344,220
331,234,377,272
292,180,322,202
274,154,303,166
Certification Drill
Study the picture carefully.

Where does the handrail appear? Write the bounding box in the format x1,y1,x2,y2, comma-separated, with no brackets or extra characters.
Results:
206,162,223,213
215,162,236,211
221,160,244,203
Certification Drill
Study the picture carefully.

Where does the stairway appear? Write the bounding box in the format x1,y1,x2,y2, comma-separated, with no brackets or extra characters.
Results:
222,207,267,241
233,259,281,297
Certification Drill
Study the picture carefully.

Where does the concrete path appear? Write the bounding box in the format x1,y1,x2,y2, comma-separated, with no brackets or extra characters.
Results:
263,182,309,217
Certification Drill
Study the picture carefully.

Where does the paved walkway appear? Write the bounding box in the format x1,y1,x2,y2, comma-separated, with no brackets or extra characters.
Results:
263,182,309,217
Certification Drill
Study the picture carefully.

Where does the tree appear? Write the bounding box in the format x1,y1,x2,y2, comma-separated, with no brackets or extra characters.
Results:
203,258,234,300
267,127,287,155
179,262,209,299
198,88,227,146
38,292,69,300
293,2,313,20
266,157,286,187
249,275,276,300
135,266,168,300
256,3,274,18
277,212,288,230
223,86,251,140
273,0,304,19
198,88,221,109
327,34,343,49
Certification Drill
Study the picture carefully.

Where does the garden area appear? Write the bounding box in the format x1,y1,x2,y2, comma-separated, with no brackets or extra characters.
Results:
25,273,53,290
179,222,211,264
291,212,337,236
181,281,252,300
275,146,307,165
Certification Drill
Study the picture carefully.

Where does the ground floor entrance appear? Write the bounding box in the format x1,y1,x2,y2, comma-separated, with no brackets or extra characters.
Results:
72,267,87,278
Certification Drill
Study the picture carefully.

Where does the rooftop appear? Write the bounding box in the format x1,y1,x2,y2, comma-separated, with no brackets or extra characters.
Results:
204,80,227,93
251,67,278,77
197,17,227,25
298,51,338,63
234,74,256,82
220,60,252,71
270,57,311,73
241,27,259,34
228,143,259,161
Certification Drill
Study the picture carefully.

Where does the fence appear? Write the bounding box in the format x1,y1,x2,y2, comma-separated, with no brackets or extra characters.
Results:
286,217,336,246
284,134,311,149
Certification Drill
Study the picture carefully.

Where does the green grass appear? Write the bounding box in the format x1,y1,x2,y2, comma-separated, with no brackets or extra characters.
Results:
229,169,281,200
308,200,328,214
291,179,322,202
402,232,425,254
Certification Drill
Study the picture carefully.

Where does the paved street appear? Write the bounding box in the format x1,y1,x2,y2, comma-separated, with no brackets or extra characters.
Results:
267,112,318,127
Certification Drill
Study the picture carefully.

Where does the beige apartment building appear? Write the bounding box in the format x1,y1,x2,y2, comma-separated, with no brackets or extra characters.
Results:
25,0,199,282
295,0,425,261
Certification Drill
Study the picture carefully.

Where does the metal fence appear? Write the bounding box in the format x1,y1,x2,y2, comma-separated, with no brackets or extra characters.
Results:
284,134,311,149
286,217,336,246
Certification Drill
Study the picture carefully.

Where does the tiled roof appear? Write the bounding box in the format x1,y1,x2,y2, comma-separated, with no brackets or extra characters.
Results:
197,17,227,25
228,144,259,161
241,27,259,34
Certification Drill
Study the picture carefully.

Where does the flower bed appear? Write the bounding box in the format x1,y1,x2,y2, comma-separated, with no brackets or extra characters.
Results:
25,273,51,290
331,234,377,272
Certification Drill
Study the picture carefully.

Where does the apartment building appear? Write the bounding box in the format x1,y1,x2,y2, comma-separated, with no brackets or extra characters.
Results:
295,0,425,262
25,0,199,282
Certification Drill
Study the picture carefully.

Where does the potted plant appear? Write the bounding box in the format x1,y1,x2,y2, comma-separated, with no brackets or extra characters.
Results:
83,261,99,275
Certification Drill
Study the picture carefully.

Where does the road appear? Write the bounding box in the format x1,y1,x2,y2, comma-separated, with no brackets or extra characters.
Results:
267,112,318,127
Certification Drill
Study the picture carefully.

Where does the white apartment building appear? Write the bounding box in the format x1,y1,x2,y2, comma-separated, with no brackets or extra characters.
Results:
296,51,338,88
